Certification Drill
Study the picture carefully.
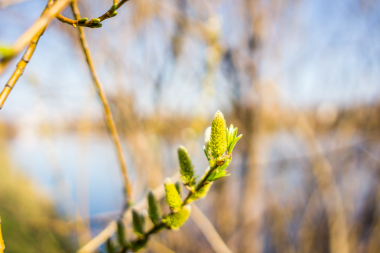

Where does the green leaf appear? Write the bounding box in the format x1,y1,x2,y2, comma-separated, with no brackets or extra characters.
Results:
204,147,210,161
147,191,161,226
229,134,242,153
206,170,217,182
117,220,127,247
132,209,144,236
175,181,182,195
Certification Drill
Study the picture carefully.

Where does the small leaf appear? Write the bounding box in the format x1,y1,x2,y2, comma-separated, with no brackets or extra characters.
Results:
117,220,127,247
175,181,182,195
132,209,144,236
206,170,217,182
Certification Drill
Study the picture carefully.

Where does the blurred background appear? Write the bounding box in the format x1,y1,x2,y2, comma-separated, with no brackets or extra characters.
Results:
1,0,380,252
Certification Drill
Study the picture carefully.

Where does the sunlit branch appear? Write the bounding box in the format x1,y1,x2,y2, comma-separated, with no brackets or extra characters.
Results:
70,0,133,202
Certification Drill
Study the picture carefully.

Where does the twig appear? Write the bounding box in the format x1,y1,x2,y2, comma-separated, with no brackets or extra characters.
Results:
0,0,55,109
77,173,180,252
0,0,72,76
70,0,133,201
56,0,130,28
191,203,232,253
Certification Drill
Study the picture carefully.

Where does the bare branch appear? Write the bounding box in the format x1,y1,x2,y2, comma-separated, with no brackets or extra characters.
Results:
70,0,133,202
0,0,55,109
0,0,72,76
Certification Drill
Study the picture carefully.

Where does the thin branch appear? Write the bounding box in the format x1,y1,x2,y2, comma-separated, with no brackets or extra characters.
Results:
0,0,72,76
70,1,133,201
56,0,130,28
77,173,180,252
191,203,232,253
0,0,55,109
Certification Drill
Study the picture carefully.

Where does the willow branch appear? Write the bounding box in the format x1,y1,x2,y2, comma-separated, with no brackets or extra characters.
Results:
0,0,55,109
56,0,130,28
0,0,72,77
70,1,132,201
78,173,180,252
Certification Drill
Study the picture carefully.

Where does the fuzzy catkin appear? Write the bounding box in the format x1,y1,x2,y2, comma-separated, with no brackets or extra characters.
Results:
162,205,191,229
210,111,227,158
178,146,196,186
164,178,182,211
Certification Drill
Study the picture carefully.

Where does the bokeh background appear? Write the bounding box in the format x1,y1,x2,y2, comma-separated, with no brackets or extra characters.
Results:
1,0,380,252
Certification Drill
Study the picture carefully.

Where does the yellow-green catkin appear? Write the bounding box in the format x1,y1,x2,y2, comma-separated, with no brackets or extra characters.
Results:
147,191,161,226
164,178,182,211
210,111,227,159
162,205,191,230
178,146,196,186
190,182,213,202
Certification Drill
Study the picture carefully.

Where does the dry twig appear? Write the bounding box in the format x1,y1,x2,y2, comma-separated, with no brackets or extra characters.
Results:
0,0,55,109
70,0,133,201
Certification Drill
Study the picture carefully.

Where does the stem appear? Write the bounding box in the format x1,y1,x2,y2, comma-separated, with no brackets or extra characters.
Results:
56,0,131,28
0,0,72,77
182,163,218,206
70,0,133,201
0,0,55,109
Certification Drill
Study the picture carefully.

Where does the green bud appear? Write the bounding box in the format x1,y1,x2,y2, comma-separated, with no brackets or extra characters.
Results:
106,238,115,253
91,23,102,28
162,205,191,230
175,181,182,195
78,18,88,23
117,220,127,247
111,11,118,17
178,146,196,187
164,178,182,211
91,18,100,24
110,4,118,13
210,111,227,159
147,191,161,226
132,209,144,236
